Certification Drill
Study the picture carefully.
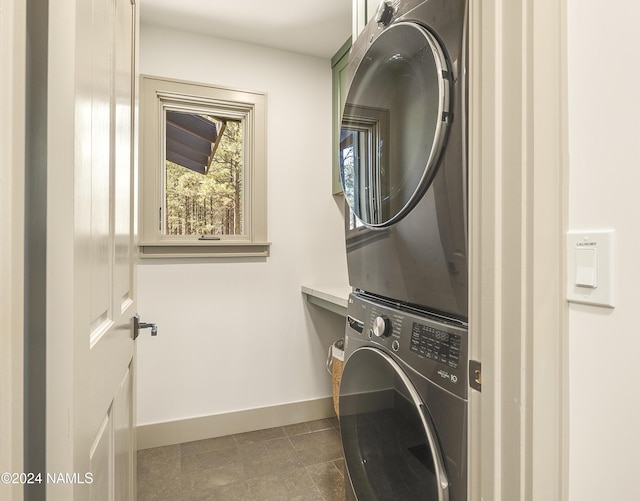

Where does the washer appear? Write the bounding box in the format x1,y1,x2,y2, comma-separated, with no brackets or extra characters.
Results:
340,0,468,322
340,293,467,500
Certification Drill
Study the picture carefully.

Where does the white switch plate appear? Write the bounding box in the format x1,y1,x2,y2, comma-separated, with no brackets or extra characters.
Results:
567,230,615,307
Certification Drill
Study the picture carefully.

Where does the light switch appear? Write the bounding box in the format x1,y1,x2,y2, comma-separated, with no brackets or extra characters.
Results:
567,230,615,308
575,247,597,288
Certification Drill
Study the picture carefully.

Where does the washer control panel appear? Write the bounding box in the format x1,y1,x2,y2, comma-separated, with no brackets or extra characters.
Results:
345,293,468,399
410,323,461,369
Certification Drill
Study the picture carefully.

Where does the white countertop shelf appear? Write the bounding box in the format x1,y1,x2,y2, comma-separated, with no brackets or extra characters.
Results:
301,284,352,317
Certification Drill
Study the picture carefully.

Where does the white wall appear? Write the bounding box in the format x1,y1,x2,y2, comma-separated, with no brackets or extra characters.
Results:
567,1,640,499
136,25,348,426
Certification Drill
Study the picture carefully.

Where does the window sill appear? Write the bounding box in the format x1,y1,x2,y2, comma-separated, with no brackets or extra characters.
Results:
139,241,271,259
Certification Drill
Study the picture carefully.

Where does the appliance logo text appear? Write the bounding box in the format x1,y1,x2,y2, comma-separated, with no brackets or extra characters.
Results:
438,369,458,384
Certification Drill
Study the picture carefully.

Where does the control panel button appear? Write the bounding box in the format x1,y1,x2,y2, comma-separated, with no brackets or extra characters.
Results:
392,340,400,352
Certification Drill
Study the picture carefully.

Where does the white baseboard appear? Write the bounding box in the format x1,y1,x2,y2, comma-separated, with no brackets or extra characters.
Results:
136,396,336,450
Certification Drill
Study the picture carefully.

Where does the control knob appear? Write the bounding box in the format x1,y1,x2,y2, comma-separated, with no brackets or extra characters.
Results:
375,1,396,27
372,315,392,338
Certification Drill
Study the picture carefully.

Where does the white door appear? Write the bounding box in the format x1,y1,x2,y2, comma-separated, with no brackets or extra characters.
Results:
80,0,137,498
47,0,138,498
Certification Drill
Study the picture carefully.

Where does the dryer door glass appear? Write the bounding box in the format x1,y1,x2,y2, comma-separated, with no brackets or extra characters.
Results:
340,22,451,228
339,347,449,501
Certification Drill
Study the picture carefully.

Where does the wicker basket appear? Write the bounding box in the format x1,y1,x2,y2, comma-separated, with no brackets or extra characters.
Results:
326,340,345,417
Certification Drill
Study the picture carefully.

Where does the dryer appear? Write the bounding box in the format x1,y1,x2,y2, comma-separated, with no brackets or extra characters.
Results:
340,0,468,322
340,293,467,500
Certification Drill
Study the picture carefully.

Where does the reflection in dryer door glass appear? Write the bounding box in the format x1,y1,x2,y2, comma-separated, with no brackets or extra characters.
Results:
339,22,450,228
340,104,389,227
341,126,374,227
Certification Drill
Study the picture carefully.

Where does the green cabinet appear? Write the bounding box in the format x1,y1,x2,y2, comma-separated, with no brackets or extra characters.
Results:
331,38,352,195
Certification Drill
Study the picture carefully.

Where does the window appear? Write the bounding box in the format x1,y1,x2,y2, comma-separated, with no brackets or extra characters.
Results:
140,75,268,257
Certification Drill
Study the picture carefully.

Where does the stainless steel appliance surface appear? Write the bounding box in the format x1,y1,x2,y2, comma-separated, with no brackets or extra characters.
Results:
340,0,468,322
340,293,467,501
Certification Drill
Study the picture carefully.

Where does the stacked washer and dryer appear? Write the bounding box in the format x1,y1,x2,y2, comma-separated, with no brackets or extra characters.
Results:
338,0,469,500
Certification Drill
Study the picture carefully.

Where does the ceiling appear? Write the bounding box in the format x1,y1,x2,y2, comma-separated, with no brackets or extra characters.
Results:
139,0,352,59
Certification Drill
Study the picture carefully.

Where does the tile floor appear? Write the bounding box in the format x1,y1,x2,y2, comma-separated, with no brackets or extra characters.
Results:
137,417,346,501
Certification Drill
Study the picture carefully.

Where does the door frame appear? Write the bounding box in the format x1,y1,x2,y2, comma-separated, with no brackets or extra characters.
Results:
45,0,80,496
468,0,568,500
1,0,25,499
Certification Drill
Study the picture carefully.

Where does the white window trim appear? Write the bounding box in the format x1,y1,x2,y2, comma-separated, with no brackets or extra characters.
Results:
139,75,269,258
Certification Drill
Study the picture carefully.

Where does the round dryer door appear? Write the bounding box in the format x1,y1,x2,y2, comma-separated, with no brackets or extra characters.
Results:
339,347,449,500
340,22,451,228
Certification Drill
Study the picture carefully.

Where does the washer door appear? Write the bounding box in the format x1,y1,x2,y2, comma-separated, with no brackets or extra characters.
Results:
340,22,451,228
339,347,449,501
